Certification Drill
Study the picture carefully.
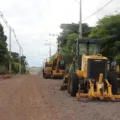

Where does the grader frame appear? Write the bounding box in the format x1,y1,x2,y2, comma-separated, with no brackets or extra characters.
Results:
76,73,120,101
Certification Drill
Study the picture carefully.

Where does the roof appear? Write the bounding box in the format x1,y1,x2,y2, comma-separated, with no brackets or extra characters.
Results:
75,38,101,44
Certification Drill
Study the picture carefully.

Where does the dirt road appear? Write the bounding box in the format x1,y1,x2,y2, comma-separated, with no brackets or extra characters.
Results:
0,75,120,120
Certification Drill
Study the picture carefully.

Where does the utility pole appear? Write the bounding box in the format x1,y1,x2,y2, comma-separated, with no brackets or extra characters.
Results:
19,46,21,74
49,34,59,53
9,27,11,74
49,44,51,58
21,47,23,56
79,0,82,38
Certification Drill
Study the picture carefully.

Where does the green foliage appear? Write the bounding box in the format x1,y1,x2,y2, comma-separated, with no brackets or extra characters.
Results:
0,24,8,64
12,62,20,73
50,55,55,61
89,14,120,62
21,56,27,73
57,23,91,66
67,33,78,51
58,23,90,49
115,54,120,65
0,65,7,73
11,52,19,63
11,54,27,74
0,24,27,74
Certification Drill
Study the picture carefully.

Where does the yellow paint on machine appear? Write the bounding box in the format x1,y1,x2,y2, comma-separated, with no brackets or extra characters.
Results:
52,70,65,76
76,73,120,101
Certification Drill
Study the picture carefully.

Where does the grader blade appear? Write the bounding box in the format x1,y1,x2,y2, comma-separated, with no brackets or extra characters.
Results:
76,73,120,101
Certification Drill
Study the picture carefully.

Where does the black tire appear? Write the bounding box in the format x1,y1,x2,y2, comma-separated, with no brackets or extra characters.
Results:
84,80,89,93
43,69,48,79
62,70,69,83
44,73,48,79
43,69,45,78
51,73,54,79
43,73,46,78
70,73,79,96
67,73,71,93
107,71,118,95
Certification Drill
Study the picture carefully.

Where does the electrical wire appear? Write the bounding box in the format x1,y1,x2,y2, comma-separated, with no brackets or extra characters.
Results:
71,0,115,34
72,0,114,22
82,0,114,22
72,0,79,4
0,10,23,54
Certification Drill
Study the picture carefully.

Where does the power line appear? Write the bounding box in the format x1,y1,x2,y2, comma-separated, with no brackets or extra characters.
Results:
45,40,57,47
83,0,114,21
0,11,10,28
71,0,115,34
0,11,23,53
0,11,22,48
72,0,79,4
0,10,23,74
72,0,114,22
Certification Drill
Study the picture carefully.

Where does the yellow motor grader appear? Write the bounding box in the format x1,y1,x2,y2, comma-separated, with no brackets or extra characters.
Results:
43,61,53,79
61,38,120,101
43,53,66,79
51,53,66,79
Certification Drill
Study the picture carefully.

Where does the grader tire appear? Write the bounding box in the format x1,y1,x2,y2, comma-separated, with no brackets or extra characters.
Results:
44,74,48,79
43,73,46,78
107,71,118,95
43,69,45,78
51,73,54,79
70,73,79,97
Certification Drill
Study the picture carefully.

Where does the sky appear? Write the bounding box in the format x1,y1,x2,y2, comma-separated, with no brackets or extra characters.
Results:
0,0,120,67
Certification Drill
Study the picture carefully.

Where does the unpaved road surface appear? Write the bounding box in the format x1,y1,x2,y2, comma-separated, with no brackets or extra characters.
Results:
0,75,120,120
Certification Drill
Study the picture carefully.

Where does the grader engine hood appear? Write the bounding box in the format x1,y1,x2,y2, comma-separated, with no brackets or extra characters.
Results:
82,55,108,80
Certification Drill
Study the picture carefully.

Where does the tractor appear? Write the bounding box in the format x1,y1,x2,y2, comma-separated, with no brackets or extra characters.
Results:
61,38,120,100
43,53,66,79
43,61,53,79
51,53,66,79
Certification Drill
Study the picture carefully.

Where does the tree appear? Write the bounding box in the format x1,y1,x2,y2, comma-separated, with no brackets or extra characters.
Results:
21,56,27,73
11,52,19,62
0,24,27,74
89,15,120,64
58,23,91,49
0,24,8,64
57,23,91,66
11,53,27,74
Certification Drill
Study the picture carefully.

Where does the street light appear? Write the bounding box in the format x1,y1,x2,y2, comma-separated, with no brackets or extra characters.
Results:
45,40,57,48
49,34,60,53
45,43,51,58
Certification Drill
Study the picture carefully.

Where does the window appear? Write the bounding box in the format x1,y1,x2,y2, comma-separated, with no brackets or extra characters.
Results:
79,44,87,55
79,43,100,55
89,44,100,55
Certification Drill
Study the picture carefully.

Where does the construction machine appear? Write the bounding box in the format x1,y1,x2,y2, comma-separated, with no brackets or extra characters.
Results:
43,61,53,79
51,53,66,79
43,53,66,79
61,38,120,100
